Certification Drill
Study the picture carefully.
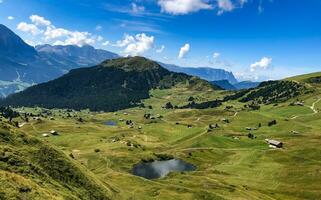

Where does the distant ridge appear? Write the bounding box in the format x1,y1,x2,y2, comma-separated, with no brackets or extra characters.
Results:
159,62,238,84
234,81,261,90
35,44,119,71
211,80,236,90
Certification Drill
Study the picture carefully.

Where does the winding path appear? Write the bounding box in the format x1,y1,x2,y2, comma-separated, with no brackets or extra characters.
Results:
309,97,321,113
291,97,321,119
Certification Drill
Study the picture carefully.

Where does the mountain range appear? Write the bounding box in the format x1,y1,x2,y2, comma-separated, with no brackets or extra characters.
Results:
211,80,261,90
0,24,119,97
0,24,255,97
160,62,238,84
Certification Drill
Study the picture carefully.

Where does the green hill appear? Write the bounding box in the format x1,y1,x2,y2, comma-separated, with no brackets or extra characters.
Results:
0,57,217,111
224,80,309,104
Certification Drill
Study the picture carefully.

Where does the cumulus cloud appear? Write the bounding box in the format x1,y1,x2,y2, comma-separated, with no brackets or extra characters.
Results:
114,34,135,47
158,0,212,15
30,15,51,26
8,16,14,20
216,0,248,15
250,57,272,72
213,52,220,59
17,22,42,35
122,33,154,56
156,45,165,53
43,26,69,40
178,43,190,59
17,14,101,47
217,0,234,15
44,26,96,46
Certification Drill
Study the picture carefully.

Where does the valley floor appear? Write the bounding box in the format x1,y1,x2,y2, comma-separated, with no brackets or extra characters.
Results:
3,86,321,200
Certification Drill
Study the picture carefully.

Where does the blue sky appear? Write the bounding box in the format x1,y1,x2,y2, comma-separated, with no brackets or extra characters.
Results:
1,0,321,81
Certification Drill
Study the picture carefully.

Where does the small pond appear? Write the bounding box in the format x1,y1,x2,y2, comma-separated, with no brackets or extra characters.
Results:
105,120,117,126
132,159,196,179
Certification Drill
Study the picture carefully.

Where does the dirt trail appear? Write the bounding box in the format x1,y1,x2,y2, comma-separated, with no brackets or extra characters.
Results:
310,98,321,113
291,97,321,119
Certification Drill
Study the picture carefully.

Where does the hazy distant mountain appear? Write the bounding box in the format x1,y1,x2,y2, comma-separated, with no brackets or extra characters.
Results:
234,81,261,90
1,57,217,111
0,24,119,97
210,80,261,90
159,62,238,84
211,80,236,90
36,44,119,71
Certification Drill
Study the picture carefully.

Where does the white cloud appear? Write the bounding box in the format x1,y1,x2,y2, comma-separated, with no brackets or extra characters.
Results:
250,57,272,72
17,22,42,35
131,3,145,14
44,26,69,40
122,33,155,56
217,0,234,15
102,41,110,46
62,31,95,46
156,45,165,53
178,43,190,59
213,52,220,59
30,14,51,26
17,15,100,47
97,35,104,42
7,16,14,20
114,34,135,47
216,0,248,15
158,0,212,15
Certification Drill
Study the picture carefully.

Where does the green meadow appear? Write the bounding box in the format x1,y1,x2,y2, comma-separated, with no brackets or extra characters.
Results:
0,80,315,200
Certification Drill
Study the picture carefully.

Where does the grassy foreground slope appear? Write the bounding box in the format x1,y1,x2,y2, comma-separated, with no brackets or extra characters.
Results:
0,122,113,199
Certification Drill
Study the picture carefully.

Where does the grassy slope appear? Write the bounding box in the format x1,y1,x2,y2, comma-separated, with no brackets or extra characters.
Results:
2,72,321,199
0,123,113,199
286,71,321,82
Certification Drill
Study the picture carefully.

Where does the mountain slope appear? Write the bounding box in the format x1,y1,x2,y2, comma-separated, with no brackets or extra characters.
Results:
233,81,261,90
224,80,307,104
211,80,236,90
0,24,119,97
1,57,216,111
0,121,112,199
159,62,238,84
0,24,37,61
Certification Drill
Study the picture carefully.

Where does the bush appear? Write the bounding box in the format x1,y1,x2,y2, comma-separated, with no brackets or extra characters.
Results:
268,120,277,127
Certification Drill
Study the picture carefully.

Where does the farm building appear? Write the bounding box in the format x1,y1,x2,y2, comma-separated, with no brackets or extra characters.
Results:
50,130,59,136
265,139,283,148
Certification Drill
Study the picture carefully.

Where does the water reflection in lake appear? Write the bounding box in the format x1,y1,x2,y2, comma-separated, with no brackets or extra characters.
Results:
132,159,196,179
105,120,117,126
